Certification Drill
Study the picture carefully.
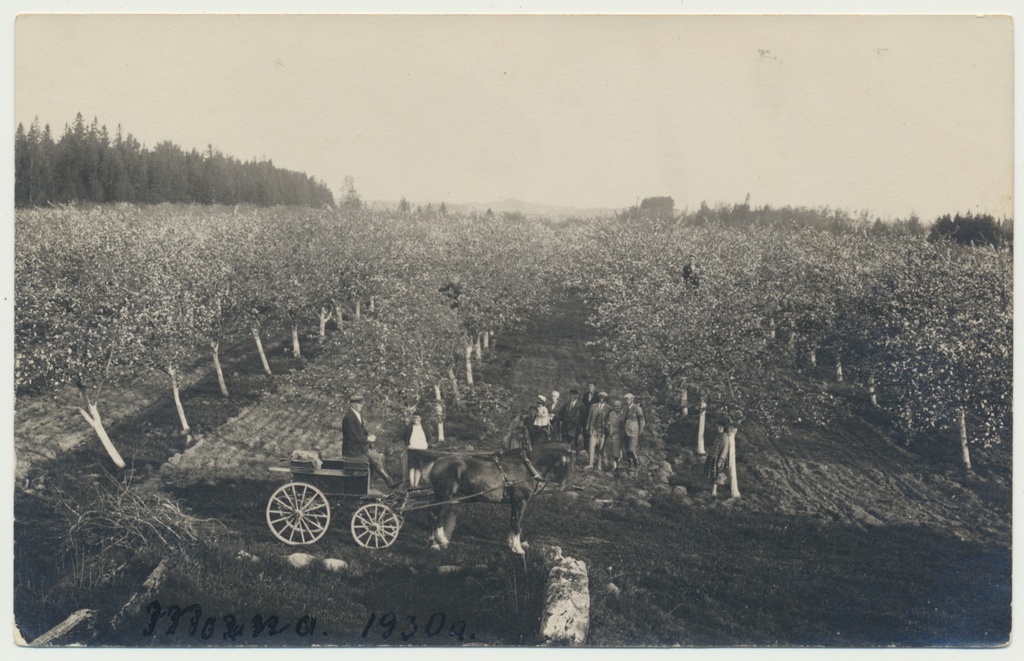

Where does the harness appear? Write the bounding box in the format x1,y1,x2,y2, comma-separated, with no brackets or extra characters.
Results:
492,449,547,496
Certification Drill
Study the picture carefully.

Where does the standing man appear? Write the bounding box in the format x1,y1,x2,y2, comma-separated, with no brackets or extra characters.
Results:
586,392,610,470
582,382,598,414
342,394,397,489
556,388,585,450
623,393,646,469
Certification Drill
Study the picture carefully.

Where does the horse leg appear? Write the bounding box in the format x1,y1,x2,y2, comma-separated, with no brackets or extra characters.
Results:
507,497,529,555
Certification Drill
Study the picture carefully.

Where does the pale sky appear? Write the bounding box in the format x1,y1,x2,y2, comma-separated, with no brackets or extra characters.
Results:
12,12,1016,220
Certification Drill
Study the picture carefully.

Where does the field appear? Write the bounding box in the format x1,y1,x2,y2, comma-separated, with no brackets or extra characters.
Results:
12,204,1012,647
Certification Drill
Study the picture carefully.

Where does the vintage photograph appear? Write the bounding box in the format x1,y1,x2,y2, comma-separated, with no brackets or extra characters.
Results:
8,5,1014,649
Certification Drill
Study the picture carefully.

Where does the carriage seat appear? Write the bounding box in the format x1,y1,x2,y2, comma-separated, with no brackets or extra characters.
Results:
320,455,370,475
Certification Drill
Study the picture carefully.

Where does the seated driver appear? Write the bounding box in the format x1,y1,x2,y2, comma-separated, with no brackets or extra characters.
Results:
342,394,397,489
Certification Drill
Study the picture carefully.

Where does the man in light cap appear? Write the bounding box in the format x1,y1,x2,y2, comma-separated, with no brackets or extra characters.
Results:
585,391,609,469
342,394,397,489
623,393,646,469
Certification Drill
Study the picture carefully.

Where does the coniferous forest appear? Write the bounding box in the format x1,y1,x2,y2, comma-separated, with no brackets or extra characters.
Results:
14,113,336,208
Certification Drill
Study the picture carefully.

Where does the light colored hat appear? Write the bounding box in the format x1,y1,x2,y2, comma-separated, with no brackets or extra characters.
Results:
598,391,608,398
551,390,560,398
350,394,365,403
624,393,635,400
537,395,547,403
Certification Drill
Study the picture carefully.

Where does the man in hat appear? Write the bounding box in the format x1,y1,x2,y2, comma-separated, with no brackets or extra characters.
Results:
342,394,397,489
555,388,585,450
586,391,610,469
623,393,646,469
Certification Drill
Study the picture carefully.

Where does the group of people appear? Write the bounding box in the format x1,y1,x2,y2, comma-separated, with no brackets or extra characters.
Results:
522,382,645,472
342,389,733,499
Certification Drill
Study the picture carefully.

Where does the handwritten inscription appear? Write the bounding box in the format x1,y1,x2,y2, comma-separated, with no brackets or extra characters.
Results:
141,601,475,643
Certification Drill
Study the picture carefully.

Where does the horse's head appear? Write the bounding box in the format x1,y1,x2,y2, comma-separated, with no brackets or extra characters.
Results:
529,443,574,490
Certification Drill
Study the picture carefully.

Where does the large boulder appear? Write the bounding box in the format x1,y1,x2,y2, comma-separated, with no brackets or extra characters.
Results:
538,546,589,646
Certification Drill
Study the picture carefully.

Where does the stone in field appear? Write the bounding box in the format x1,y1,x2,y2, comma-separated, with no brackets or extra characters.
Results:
540,555,590,646
286,552,317,569
322,558,348,572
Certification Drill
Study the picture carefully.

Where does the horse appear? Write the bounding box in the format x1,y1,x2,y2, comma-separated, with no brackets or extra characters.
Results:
427,442,573,555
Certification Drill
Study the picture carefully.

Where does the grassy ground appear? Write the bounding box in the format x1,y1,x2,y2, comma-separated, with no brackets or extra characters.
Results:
13,302,1012,647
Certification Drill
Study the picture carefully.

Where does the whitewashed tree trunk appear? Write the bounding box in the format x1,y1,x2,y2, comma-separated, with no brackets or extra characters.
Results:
868,374,878,407
959,408,973,472
355,300,361,321
291,324,302,358
448,368,461,404
488,331,496,349
482,331,490,349
809,348,817,367
788,330,797,350
680,385,689,417
78,402,126,468
434,383,442,401
474,333,483,360
369,295,376,312
727,427,741,499
253,328,272,376
434,402,446,442
767,316,776,339
696,397,707,455
333,300,344,328
318,307,331,343
464,344,474,385
835,357,843,382
211,341,229,397
168,366,191,438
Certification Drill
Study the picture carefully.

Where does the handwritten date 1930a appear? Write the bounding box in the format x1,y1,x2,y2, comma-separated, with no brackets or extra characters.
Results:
141,601,475,643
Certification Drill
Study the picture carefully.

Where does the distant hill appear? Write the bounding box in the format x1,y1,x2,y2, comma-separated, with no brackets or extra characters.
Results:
365,198,618,219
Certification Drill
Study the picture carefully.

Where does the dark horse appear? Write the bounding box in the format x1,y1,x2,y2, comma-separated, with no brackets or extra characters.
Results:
427,443,573,555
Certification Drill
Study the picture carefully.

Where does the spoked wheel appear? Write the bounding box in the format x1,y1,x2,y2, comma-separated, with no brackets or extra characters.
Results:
351,502,403,549
266,482,331,545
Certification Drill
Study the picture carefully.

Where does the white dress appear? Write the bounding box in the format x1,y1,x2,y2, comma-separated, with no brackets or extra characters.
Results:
407,424,429,450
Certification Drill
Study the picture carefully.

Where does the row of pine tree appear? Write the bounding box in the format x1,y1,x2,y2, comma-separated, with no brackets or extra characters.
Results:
15,113,336,208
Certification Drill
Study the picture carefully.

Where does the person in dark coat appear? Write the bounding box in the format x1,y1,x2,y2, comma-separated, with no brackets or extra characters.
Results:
555,389,586,450
683,254,701,287
342,394,397,488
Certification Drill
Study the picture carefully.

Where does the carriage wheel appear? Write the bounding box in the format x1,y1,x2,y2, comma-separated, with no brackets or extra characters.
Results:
351,503,402,549
266,482,331,545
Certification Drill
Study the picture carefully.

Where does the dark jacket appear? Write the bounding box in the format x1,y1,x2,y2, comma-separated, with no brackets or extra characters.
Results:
557,398,585,437
342,407,369,457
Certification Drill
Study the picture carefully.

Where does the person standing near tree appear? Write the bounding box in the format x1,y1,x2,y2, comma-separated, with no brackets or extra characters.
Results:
682,254,701,287
531,395,552,445
586,391,609,470
604,399,626,471
704,418,730,498
548,390,563,440
582,382,598,415
622,393,646,469
402,412,433,488
556,388,585,450
342,394,397,489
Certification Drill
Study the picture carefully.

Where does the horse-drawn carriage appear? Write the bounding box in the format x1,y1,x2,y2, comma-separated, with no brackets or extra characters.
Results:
265,444,573,553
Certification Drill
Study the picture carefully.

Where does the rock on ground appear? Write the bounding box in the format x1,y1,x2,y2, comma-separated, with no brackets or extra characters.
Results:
322,558,348,572
286,552,316,569
538,545,590,646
